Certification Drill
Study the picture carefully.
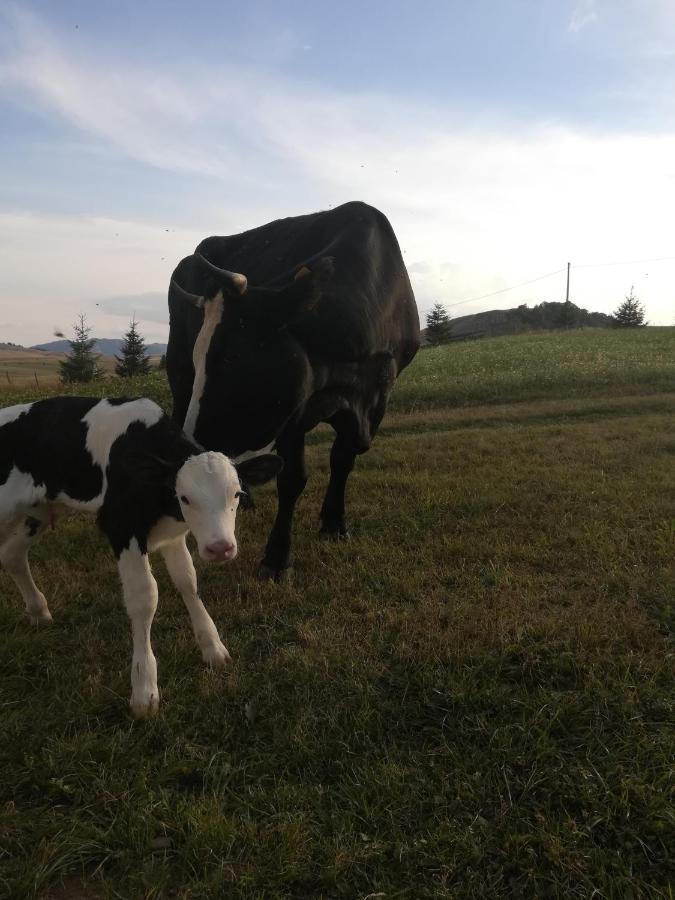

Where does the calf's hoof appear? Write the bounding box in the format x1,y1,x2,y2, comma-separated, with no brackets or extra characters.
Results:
257,563,294,584
130,692,159,719
202,641,232,669
28,609,53,626
27,592,52,625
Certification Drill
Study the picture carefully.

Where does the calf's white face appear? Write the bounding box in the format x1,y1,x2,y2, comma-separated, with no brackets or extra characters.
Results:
176,452,241,562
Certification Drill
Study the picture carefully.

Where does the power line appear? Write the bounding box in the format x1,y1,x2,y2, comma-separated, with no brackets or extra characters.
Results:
575,255,675,269
446,268,565,309
442,254,675,312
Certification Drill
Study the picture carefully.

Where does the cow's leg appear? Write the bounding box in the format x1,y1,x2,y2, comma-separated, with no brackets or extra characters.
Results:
259,428,307,581
117,542,160,717
319,435,357,540
319,408,379,540
160,536,231,668
0,515,52,624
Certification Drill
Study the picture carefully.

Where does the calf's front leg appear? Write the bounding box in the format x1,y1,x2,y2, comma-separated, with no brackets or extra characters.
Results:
117,540,160,717
160,537,230,668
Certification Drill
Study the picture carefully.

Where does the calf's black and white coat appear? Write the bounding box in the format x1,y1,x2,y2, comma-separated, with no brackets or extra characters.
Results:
0,396,280,716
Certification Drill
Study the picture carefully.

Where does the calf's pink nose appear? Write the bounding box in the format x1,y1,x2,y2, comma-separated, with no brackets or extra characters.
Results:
206,540,235,559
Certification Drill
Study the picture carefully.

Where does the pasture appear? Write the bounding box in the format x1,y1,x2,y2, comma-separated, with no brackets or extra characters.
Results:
0,350,163,388
0,350,68,390
1,328,673,899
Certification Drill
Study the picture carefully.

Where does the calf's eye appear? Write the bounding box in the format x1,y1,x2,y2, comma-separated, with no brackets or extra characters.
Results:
180,495,190,505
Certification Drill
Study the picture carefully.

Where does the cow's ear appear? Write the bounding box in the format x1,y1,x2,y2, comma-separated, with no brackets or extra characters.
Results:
236,454,284,485
236,486,255,510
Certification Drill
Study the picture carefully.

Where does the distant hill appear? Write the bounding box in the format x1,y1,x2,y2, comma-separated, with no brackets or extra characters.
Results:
31,338,167,356
445,301,614,340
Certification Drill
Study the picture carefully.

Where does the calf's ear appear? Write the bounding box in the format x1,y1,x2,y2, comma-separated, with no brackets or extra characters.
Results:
236,454,284,485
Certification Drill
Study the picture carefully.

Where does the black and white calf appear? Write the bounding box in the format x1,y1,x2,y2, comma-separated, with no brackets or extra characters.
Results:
0,396,281,716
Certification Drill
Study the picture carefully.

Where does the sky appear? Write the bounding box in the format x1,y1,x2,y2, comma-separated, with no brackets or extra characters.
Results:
0,0,674,346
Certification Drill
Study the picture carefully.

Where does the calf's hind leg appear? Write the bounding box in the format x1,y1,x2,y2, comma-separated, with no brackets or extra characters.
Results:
0,515,52,624
160,536,231,668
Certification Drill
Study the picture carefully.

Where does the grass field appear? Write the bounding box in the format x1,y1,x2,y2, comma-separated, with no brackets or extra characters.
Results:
0,350,163,388
1,328,673,898
0,349,70,389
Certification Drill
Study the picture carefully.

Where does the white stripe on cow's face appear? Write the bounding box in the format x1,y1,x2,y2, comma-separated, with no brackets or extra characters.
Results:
183,291,225,439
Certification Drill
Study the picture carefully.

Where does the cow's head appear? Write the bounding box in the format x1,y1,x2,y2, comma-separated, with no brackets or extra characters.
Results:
169,254,334,452
175,451,282,562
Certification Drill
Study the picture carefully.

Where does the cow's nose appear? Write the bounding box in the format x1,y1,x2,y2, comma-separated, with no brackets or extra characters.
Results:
205,540,236,561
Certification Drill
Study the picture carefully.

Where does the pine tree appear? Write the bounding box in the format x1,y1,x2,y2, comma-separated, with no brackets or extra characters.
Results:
613,287,646,328
59,314,103,383
425,303,453,346
115,318,151,377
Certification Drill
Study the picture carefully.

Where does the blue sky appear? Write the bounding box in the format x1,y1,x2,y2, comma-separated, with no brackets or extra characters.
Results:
1,0,674,344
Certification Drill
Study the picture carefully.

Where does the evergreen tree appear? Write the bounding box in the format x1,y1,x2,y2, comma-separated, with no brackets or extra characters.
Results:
59,314,103,383
115,318,151,377
425,303,453,346
158,354,167,371
613,287,646,328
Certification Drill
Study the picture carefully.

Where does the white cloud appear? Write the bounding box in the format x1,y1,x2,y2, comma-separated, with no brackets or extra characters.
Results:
96,292,168,325
568,0,598,32
0,211,202,344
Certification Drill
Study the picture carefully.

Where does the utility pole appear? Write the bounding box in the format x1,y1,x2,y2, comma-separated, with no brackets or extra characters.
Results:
563,262,573,329
565,262,570,304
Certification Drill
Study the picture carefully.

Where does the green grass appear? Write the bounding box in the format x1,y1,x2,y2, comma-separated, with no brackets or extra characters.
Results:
391,327,675,410
1,328,673,898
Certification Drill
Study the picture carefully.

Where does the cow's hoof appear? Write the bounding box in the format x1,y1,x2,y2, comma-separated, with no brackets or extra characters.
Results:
319,526,351,542
203,641,231,669
257,563,294,584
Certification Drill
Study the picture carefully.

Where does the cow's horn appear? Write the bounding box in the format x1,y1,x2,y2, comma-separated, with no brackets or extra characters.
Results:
195,253,248,295
171,280,205,309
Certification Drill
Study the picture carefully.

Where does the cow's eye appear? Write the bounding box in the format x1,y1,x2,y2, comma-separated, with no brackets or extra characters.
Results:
235,491,242,500
180,495,190,505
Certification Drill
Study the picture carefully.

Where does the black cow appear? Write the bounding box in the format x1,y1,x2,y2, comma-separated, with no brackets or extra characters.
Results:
167,201,420,580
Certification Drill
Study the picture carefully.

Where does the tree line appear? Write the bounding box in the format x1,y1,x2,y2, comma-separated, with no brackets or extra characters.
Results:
424,287,648,347
59,315,165,383
59,285,649,383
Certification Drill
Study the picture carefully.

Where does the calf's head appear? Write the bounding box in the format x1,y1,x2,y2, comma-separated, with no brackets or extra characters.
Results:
175,451,282,562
